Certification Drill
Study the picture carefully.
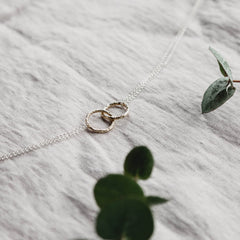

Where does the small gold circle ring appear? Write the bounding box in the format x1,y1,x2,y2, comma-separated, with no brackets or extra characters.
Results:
85,109,115,133
102,102,129,122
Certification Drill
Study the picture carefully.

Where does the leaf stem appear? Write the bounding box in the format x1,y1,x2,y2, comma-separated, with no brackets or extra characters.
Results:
227,79,234,88
134,176,139,182
119,234,127,240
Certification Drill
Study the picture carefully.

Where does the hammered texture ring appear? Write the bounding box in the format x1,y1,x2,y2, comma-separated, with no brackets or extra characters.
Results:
85,109,115,133
102,102,129,122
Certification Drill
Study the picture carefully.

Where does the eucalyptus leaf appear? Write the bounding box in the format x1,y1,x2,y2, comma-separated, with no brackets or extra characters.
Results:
218,60,228,77
96,199,154,240
209,47,233,80
94,174,144,209
124,146,154,180
201,77,236,113
146,196,168,206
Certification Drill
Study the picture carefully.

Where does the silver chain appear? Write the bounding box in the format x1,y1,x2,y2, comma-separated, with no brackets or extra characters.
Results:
0,126,85,161
123,0,203,104
0,0,202,162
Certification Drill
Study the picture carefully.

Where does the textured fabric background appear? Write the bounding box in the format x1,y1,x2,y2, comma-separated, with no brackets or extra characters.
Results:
0,0,240,239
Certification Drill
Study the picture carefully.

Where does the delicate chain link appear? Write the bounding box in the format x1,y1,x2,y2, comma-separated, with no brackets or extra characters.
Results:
123,0,203,104
0,0,202,162
0,125,85,162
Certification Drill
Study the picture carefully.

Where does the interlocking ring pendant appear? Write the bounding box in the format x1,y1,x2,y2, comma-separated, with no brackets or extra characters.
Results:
101,102,129,122
85,102,129,133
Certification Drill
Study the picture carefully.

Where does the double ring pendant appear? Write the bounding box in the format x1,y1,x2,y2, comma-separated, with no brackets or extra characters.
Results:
85,102,129,133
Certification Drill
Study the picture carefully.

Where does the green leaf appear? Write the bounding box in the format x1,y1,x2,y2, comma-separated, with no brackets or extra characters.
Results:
96,199,154,240
218,60,228,77
124,146,154,180
209,47,232,80
201,77,236,113
94,174,144,209
146,196,168,206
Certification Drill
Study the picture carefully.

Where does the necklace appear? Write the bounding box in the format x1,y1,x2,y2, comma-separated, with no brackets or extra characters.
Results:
0,0,203,162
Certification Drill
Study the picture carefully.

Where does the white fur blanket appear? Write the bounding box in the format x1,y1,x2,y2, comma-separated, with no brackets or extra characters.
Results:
0,0,240,239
